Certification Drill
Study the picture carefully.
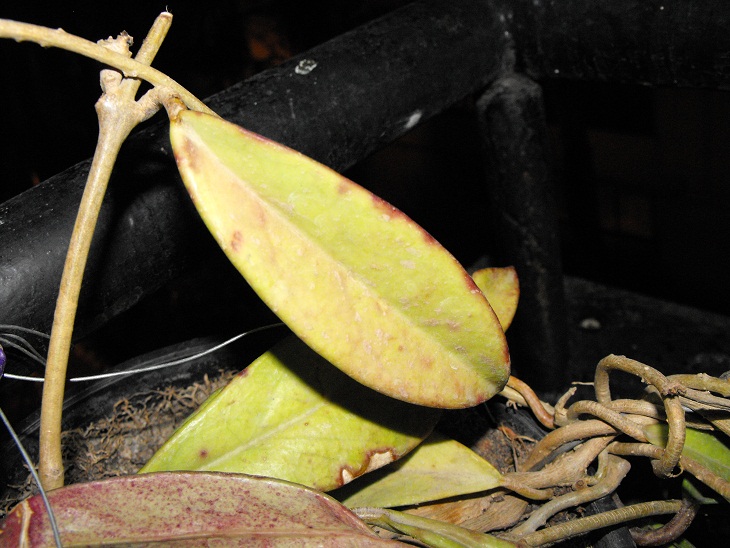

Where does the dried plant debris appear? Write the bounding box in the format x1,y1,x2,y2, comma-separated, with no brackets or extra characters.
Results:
63,370,237,483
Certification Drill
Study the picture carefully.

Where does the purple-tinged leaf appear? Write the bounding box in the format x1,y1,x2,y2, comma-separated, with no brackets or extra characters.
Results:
0,472,401,546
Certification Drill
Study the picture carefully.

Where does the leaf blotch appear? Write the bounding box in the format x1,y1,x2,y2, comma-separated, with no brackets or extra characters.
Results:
178,135,200,171
199,449,209,459
339,448,397,486
231,230,243,252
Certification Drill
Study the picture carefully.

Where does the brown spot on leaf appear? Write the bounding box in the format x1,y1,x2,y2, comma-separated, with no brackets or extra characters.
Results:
176,135,200,172
252,202,268,228
231,230,243,252
364,448,398,472
199,449,209,459
338,448,398,486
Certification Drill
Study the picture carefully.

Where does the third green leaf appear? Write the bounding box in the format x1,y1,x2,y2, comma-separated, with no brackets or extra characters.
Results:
338,432,503,509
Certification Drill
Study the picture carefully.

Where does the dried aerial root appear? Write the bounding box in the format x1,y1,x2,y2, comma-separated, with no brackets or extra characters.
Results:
483,356,728,546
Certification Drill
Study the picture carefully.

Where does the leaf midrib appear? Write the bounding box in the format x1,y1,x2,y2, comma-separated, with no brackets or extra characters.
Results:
187,125,493,373
202,399,328,470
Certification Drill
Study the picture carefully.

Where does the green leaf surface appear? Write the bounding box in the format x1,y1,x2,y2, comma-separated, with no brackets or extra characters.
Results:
471,267,519,331
645,423,730,501
170,110,510,408
681,476,721,505
338,433,503,508
142,335,440,491
0,472,400,546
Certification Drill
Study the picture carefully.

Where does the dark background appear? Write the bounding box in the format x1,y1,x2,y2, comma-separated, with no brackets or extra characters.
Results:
2,0,730,369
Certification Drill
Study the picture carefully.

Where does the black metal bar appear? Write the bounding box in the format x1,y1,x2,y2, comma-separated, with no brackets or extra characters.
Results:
3,0,728,393
503,0,730,89
0,0,509,341
477,74,568,393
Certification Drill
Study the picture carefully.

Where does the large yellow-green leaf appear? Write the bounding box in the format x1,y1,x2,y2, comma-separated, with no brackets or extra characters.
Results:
471,267,519,331
0,472,400,546
141,335,440,491
337,433,503,508
170,109,510,408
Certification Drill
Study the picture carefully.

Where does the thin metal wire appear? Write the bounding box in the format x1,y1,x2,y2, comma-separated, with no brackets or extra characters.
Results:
0,325,49,366
1,373,46,383
2,323,286,384
0,405,62,547
0,325,51,339
0,333,46,359
0,337,47,366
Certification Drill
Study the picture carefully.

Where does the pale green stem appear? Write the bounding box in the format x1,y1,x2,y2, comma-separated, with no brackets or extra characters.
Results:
38,15,171,490
39,108,133,489
519,499,683,547
0,18,215,116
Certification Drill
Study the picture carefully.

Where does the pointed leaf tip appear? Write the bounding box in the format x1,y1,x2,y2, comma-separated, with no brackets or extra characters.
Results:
472,266,519,331
170,110,510,408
